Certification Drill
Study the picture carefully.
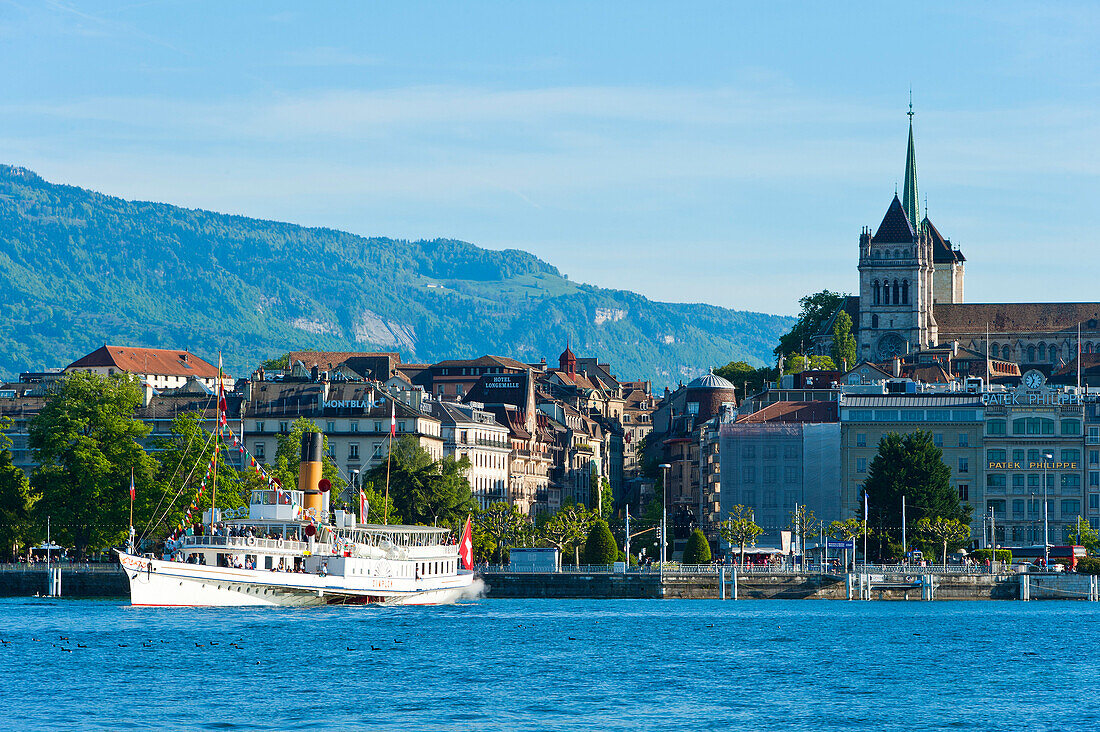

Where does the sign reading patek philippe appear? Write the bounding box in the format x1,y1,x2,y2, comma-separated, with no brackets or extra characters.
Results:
981,391,1081,406
987,461,1078,470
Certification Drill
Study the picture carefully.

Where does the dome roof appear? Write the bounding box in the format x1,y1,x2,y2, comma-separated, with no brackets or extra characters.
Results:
687,369,735,390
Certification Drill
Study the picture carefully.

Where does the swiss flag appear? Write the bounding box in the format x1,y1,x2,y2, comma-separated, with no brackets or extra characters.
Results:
359,489,368,524
459,517,473,570
390,400,397,437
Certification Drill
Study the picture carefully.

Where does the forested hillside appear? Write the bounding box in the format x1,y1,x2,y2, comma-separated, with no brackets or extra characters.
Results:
0,165,791,386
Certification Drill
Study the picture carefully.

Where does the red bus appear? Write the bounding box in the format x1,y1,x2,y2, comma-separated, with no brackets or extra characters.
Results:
1006,545,1086,571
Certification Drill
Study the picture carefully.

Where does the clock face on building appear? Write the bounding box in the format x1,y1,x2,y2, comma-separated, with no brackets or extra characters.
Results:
1022,369,1045,390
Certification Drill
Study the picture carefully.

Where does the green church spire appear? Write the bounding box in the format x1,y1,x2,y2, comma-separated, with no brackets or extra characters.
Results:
902,94,919,229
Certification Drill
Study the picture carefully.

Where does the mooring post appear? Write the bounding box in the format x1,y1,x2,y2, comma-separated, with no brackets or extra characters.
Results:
732,566,738,600
718,566,725,600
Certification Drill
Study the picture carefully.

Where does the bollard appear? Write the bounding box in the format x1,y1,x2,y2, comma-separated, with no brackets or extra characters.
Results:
732,566,738,600
718,567,725,600
1020,573,1030,601
846,573,853,600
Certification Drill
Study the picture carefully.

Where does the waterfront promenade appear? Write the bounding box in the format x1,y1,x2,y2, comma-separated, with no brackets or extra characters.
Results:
5,561,1097,601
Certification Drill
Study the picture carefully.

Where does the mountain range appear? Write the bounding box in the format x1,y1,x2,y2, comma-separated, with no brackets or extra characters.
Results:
0,165,792,387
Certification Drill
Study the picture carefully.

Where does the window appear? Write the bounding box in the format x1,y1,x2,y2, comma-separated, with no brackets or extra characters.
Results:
856,433,867,447
1028,450,1041,463
1091,472,1100,488
991,344,1000,359
987,449,1007,462
741,466,755,484
1061,420,1081,435
902,279,909,304
763,466,776,484
1013,449,1025,463
254,442,265,460
958,433,969,447
326,421,335,433
847,410,873,421
874,410,898,421
1061,500,1081,516
1012,499,1025,518
1013,418,1054,435
1089,426,1100,444
873,280,880,305
374,421,382,433
784,445,798,460
1028,499,1040,517
1029,474,1040,489
988,499,1006,518
350,421,359,433
784,466,798,483
1091,450,1099,466
687,402,699,415
1012,474,1025,491
255,421,266,433
327,443,336,458
764,445,777,460
1090,494,1099,512
958,457,969,474
933,433,943,447
1027,346,1035,362
926,409,951,422
742,445,755,459
349,443,360,460
958,484,969,501
872,314,879,328
986,420,1006,436
1062,449,1080,464
986,474,1006,491
278,421,289,433
856,458,867,473
1061,474,1081,492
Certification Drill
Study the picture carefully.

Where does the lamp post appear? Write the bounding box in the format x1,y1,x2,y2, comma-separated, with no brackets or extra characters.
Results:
658,463,671,570
1043,451,1053,569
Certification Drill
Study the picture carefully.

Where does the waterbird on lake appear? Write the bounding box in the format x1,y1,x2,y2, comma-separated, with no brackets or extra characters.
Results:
371,646,381,651
394,639,403,643
59,636,68,640
78,644,87,648
347,647,356,651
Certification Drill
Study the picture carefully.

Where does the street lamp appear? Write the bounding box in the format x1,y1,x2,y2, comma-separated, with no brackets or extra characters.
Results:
658,463,671,569
1043,451,1053,569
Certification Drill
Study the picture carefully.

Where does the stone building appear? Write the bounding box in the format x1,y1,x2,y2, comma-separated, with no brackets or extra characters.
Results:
431,400,511,510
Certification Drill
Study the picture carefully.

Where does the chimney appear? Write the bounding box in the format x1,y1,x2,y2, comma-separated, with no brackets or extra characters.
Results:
892,356,901,378
310,365,319,383
298,432,324,518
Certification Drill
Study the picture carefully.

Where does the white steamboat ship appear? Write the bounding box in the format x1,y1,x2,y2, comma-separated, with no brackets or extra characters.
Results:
119,424,478,607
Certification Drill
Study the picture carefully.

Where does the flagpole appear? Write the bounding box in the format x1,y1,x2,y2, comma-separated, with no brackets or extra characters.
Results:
1078,322,1082,391
384,400,394,525
211,352,222,528
128,467,135,554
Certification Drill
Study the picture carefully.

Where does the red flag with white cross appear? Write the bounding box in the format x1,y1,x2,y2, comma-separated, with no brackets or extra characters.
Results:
459,517,473,570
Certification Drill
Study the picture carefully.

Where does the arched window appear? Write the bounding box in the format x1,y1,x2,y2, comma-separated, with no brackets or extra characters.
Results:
872,314,879,328
991,344,999,359
873,280,880,305
893,279,900,304
1086,343,1094,354
1027,346,1035,362
1003,345,1012,361
1050,345,1059,362
902,279,909,304
882,282,890,305
1037,343,1046,361
873,249,881,259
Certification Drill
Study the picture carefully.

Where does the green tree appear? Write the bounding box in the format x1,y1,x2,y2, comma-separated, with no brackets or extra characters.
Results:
828,517,866,569
363,436,476,526
269,417,344,496
831,310,857,371
357,481,402,525
714,361,778,398
261,352,290,371
782,353,836,375
682,528,712,564
719,505,763,568
0,420,36,561
1067,516,1100,555
477,502,529,563
29,372,160,557
583,519,618,565
775,290,848,359
789,505,819,570
542,504,595,565
916,516,970,566
862,431,971,545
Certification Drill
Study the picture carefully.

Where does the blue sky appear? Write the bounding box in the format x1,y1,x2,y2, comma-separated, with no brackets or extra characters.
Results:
3,1,1099,315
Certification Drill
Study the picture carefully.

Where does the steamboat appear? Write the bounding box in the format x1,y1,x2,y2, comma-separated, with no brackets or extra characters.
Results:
118,428,478,607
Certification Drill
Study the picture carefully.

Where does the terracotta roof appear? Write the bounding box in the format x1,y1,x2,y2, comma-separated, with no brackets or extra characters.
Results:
935,303,1100,336
432,355,529,371
67,345,223,378
288,350,400,371
1053,354,1100,377
871,195,915,243
736,401,838,423
902,364,953,384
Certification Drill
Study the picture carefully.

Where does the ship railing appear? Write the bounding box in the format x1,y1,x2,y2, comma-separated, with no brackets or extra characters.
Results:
179,535,311,553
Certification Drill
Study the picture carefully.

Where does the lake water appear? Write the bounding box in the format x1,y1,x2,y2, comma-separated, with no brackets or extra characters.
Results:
2,597,1098,731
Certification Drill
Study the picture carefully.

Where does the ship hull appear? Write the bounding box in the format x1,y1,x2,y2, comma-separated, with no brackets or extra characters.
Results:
119,553,477,607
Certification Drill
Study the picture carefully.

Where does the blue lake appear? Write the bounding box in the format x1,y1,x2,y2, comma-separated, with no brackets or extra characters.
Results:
2,597,1098,731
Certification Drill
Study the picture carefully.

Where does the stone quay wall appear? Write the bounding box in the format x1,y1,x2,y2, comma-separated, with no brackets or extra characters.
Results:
0,566,128,598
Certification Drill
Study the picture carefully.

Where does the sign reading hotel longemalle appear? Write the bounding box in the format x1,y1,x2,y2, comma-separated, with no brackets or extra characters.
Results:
987,460,1078,471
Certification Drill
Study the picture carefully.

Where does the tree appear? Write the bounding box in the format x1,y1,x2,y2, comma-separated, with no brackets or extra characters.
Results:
1067,516,1100,555
916,517,970,566
714,361,778,398
583,520,618,565
364,436,476,526
782,353,835,375
719,505,763,568
775,290,848,359
0,420,36,561
357,481,401,525
862,431,971,545
477,502,528,563
831,310,857,371
542,504,595,565
29,372,160,557
789,505,819,571
269,417,344,497
828,518,866,570
683,528,712,564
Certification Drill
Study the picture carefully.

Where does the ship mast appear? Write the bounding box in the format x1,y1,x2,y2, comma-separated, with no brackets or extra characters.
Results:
210,352,222,528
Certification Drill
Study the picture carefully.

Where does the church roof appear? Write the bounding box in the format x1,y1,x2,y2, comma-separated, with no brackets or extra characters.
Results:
922,217,966,264
935,303,1100,335
903,115,919,228
871,195,916,243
